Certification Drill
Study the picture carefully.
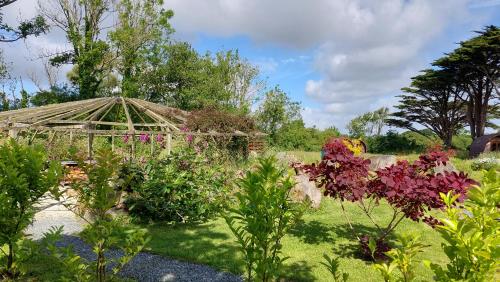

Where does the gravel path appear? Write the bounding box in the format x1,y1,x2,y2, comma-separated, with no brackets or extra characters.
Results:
56,236,242,282
29,192,242,282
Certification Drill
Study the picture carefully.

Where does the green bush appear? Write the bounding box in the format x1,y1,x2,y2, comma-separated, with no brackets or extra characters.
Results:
70,149,147,282
126,147,230,223
470,157,499,171
225,157,303,281
426,170,499,281
0,140,61,278
365,131,428,154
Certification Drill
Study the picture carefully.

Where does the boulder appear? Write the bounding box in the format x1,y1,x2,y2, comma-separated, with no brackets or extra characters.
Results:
368,155,397,171
275,152,300,166
434,162,457,174
291,173,322,208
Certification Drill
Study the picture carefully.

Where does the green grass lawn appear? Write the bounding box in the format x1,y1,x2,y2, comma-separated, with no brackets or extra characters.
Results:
143,150,483,281
144,198,447,281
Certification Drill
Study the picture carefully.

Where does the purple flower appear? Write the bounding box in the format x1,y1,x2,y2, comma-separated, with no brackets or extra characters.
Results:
156,134,163,143
123,134,130,143
139,133,150,144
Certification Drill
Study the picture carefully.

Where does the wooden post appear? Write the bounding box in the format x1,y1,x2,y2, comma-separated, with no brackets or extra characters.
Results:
88,132,94,160
8,128,19,139
69,130,74,145
166,133,172,155
131,134,136,158
111,134,115,152
150,135,154,155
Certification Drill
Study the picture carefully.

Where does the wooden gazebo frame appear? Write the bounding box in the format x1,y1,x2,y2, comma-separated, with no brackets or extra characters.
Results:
0,97,262,158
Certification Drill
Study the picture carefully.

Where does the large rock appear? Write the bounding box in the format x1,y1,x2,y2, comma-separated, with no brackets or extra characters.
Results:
290,173,322,208
434,162,457,174
275,152,300,166
368,155,397,171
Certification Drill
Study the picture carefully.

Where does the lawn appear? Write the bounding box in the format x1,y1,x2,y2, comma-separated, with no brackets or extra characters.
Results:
143,150,484,281
144,198,447,281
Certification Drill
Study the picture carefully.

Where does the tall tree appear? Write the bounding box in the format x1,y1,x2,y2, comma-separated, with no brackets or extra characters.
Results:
109,0,173,98
347,107,389,138
142,42,261,113
39,0,112,100
0,0,48,42
388,69,467,148
256,86,301,144
433,25,499,138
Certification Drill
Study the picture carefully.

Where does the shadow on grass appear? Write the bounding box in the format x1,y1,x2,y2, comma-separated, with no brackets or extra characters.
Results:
146,222,244,275
280,260,316,282
288,220,336,244
332,223,397,260
147,222,318,281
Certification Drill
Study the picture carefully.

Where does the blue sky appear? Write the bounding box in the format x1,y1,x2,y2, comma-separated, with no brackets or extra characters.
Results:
2,0,500,132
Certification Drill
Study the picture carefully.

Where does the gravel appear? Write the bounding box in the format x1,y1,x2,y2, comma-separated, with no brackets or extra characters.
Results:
29,192,243,282
56,236,243,282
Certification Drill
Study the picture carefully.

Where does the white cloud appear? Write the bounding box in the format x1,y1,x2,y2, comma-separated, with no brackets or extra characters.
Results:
166,0,476,129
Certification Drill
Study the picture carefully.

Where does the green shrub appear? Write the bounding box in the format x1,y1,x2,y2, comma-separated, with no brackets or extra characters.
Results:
365,131,427,154
225,157,303,281
0,140,61,278
470,157,499,171
373,234,427,282
71,148,147,282
126,147,230,223
425,170,499,281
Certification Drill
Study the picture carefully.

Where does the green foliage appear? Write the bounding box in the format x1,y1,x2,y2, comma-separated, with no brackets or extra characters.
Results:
470,157,499,171
365,131,427,154
388,69,467,148
71,148,147,282
41,226,91,281
0,140,61,278
426,170,499,281
110,0,174,98
127,147,230,223
0,0,48,42
225,157,303,281
347,107,389,138
30,85,79,106
321,254,349,282
373,234,427,282
42,0,112,100
142,42,261,113
255,86,302,145
274,120,340,151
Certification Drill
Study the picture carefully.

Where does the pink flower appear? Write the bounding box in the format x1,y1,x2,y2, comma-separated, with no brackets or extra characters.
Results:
123,134,130,143
156,134,163,142
139,133,150,144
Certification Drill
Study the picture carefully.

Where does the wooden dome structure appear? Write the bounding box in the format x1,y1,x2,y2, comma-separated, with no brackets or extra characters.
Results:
469,133,500,158
0,97,262,158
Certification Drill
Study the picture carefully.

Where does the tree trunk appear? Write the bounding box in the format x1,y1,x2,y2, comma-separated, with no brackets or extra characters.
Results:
6,241,14,277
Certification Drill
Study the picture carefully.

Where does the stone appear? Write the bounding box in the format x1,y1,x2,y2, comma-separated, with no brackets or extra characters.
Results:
290,173,322,208
434,162,457,174
275,152,299,166
368,155,397,171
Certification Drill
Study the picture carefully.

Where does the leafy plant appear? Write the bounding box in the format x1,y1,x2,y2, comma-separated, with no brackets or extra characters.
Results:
41,226,91,281
425,169,499,281
225,157,303,281
0,140,61,278
126,147,230,223
470,157,499,171
321,253,349,282
302,139,476,258
373,234,427,282
70,148,148,282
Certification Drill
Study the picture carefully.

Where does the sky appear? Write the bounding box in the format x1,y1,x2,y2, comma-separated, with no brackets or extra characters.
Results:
1,0,500,132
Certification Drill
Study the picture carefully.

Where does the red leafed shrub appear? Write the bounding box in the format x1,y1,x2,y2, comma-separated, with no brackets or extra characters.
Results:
369,152,476,225
303,139,371,201
301,140,476,260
